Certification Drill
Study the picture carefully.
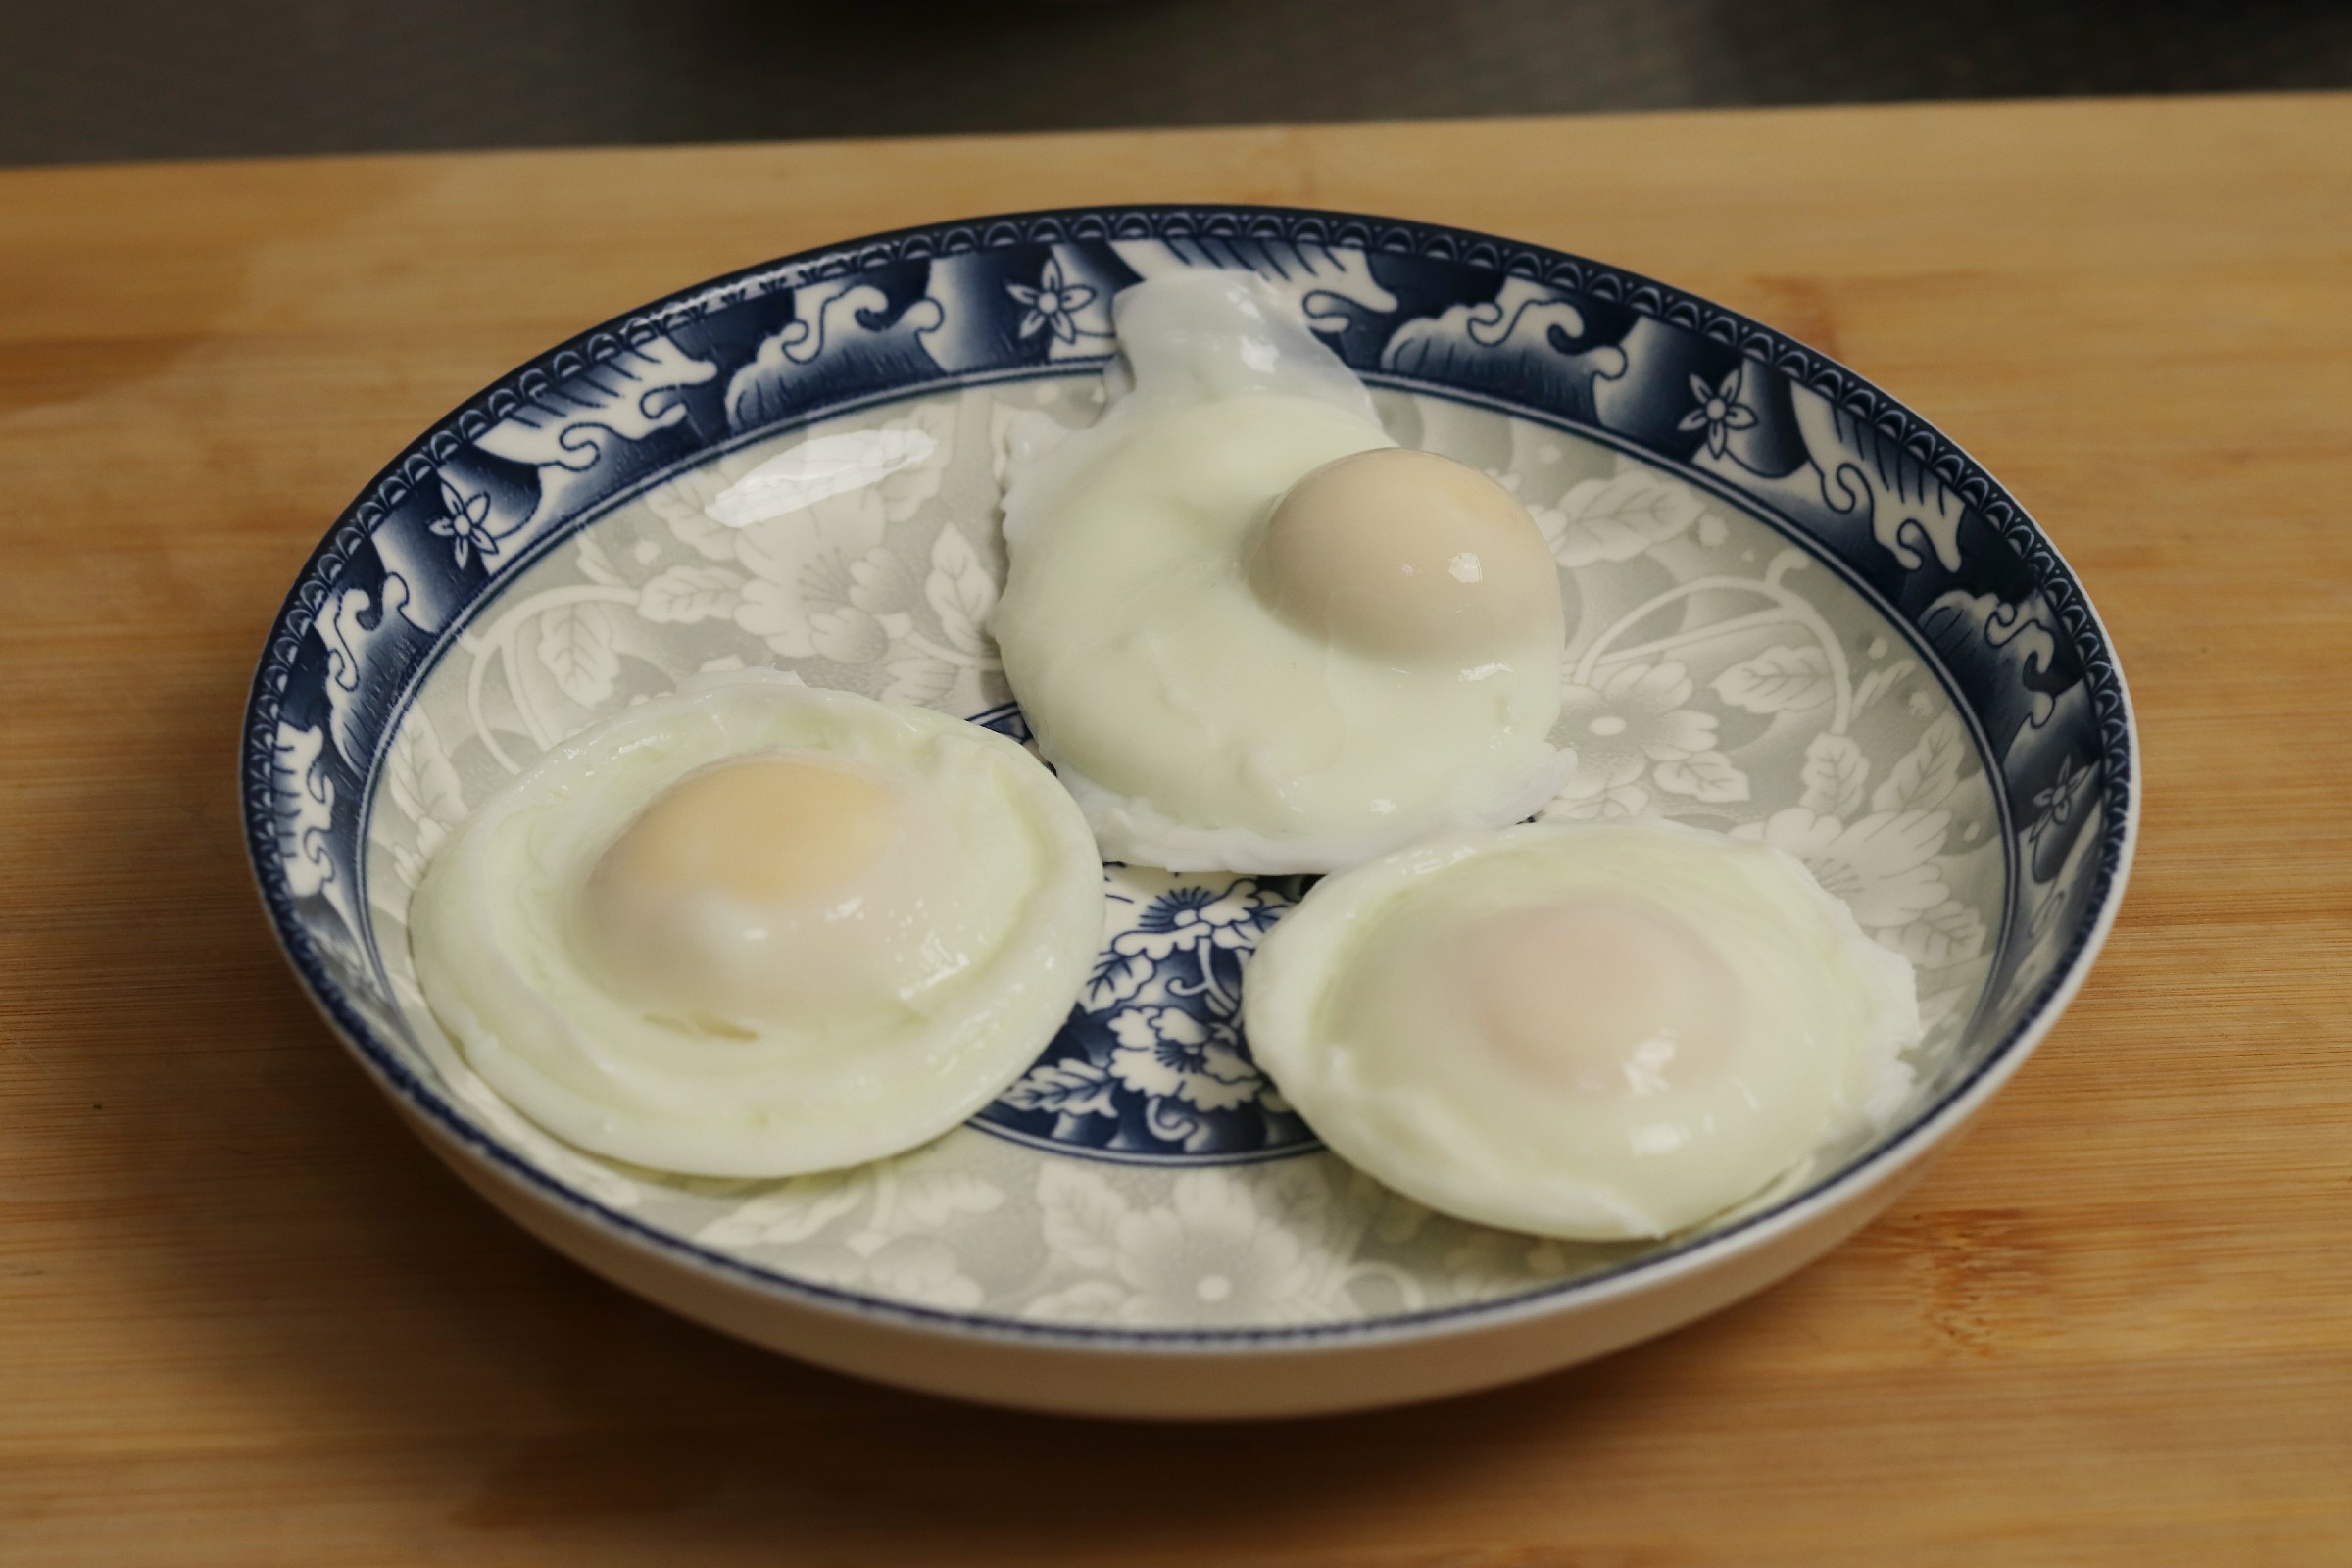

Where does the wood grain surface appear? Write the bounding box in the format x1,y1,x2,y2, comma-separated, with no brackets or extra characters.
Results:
3,93,2349,1566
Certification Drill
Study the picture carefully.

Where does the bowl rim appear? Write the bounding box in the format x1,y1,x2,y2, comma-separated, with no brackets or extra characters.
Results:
241,202,2141,1353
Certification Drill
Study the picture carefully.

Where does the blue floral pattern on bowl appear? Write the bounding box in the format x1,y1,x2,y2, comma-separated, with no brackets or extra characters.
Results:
962,708,1320,1162
982,863,1316,1160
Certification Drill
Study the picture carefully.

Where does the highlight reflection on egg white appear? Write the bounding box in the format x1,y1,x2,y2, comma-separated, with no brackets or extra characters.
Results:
409,672,1104,1178
1243,820,1922,1240
993,271,1572,874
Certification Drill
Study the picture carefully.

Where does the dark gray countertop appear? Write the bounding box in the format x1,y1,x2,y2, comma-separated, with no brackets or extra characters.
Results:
5,0,2349,167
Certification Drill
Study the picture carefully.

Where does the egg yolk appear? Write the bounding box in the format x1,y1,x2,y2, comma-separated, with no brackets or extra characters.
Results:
1460,899,1741,1098
1247,447,1564,667
589,754,892,906
578,754,899,1021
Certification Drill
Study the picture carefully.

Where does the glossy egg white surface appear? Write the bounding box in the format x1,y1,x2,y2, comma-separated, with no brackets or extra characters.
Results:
409,671,1104,1177
1245,820,1923,1240
994,272,1571,872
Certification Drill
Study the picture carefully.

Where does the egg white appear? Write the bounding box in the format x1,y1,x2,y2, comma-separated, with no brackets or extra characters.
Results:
1242,820,1921,1239
994,271,1570,873
408,671,1104,1177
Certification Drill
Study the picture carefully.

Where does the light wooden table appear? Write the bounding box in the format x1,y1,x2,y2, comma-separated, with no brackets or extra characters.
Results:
4,93,2349,1566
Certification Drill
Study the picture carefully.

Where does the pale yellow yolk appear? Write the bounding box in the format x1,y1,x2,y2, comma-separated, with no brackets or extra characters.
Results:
1248,447,1565,667
1461,900,1742,1098
590,754,892,906
578,754,900,1022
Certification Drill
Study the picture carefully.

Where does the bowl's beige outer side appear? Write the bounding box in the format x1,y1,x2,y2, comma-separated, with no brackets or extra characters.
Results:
395,1097,1955,1420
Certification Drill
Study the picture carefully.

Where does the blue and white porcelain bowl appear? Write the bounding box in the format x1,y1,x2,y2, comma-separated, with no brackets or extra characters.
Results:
243,207,2137,1418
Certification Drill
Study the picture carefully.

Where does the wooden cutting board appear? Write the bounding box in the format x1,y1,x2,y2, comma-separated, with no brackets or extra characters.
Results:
2,92,2347,1566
